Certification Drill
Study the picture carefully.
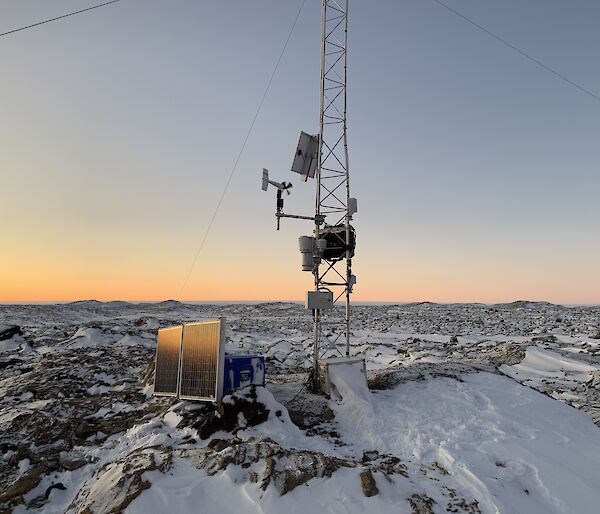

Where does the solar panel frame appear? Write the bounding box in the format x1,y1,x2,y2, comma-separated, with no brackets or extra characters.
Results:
178,318,225,403
153,325,183,397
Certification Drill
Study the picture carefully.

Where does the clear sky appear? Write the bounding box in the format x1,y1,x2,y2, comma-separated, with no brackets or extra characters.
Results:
1,0,599,304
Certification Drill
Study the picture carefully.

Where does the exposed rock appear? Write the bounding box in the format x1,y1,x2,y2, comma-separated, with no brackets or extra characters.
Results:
142,359,155,385
0,466,46,505
478,343,526,366
287,409,307,427
68,447,172,513
361,450,379,463
0,325,21,341
184,438,355,495
207,438,233,452
59,453,88,471
321,405,335,421
8,446,32,466
196,386,269,439
368,362,478,390
408,494,436,514
376,455,408,477
44,482,67,499
532,334,558,343
359,469,379,497
75,420,96,439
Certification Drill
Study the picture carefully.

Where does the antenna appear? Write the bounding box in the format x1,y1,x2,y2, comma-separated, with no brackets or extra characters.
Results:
262,0,357,392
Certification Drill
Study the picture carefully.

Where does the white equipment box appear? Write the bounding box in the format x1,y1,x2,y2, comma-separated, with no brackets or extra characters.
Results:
318,356,366,396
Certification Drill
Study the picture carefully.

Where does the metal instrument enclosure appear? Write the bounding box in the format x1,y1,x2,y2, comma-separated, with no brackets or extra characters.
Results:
223,355,266,393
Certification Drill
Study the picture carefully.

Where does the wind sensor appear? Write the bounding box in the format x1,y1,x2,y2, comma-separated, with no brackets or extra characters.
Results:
262,0,360,392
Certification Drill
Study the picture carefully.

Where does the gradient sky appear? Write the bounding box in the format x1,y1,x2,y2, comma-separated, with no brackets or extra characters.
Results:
1,0,599,304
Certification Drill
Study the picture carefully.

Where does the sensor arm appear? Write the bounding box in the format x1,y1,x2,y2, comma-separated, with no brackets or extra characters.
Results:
263,168,322,230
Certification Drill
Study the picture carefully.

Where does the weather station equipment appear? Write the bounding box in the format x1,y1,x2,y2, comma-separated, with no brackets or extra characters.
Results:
262,0,364,393
153,318,266,403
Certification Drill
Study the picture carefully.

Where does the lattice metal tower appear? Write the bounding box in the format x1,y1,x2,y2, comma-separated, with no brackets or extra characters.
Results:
312,0,355,382
262,0,357,392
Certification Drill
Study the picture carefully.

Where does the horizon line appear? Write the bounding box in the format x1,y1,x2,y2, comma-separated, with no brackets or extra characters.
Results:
1,299,599,307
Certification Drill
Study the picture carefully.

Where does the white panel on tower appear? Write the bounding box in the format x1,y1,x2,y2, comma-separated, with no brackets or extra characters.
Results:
291,131,319,181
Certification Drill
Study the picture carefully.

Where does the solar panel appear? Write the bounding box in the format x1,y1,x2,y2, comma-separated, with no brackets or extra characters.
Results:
179,320,225,402
154,325,183,396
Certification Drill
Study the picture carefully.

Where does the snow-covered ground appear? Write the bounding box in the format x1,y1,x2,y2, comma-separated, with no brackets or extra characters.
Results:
1,300,599,513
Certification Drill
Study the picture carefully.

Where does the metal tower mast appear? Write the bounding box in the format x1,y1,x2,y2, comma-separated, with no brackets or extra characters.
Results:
262,0,356,393
311,0,355,388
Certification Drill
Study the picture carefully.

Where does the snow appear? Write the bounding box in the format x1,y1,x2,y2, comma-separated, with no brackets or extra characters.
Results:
0,334,24,353
500,346,599,385
115,334,155,348
62,327,117,349
234,387,311,450
129,460,399,514
1,301,600,513
130,373,600,514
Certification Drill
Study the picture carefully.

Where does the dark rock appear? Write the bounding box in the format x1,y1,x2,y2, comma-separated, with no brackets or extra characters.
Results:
287,410,306,428
361,450,379,463
532,334,558,344
197,386,269,440
0,357,22,370
482,343,526,366
0,466,46,503
207,439,232,452
408,494,436,514
377,455,408,477
321,406,335,421
0,325,21,341
142,359,155,385
59,454,88,471
194,439,355,495
74,421,96,439
359,469,379,497
68,447,172,513
8,446,32,466
44,482,67,499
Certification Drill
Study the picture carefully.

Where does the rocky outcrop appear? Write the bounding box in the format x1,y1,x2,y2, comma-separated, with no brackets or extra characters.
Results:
68,447,172,513
196,386,270,439
359,469,379,497
0,325,21,341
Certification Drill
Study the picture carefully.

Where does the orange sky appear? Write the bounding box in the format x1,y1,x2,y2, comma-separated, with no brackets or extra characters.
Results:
2,232,599,304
